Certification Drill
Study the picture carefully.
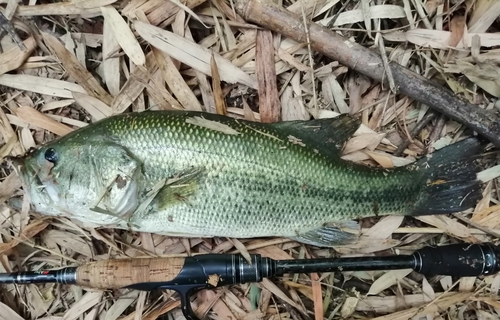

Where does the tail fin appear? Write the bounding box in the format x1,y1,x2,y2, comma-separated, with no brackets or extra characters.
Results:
411,137,484,215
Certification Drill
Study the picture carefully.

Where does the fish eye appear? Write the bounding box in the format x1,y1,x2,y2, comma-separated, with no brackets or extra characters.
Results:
44,148,59,164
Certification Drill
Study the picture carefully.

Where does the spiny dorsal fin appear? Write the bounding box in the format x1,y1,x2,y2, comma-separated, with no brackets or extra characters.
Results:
270,114,361,157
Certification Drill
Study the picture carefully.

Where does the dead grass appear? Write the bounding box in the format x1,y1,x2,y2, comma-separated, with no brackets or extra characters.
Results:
0,0,499,319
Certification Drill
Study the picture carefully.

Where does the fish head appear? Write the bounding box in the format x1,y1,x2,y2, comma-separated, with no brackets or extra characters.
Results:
13,137,142,226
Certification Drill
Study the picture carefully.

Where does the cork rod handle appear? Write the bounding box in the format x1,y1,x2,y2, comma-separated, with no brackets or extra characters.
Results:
75,257,186,289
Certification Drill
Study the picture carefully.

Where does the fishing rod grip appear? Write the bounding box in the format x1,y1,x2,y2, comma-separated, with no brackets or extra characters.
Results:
413,243,500,277
76,254,273,290
75,257,187,289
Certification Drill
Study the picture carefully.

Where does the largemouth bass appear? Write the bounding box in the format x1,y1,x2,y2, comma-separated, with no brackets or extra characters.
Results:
13,111,483,246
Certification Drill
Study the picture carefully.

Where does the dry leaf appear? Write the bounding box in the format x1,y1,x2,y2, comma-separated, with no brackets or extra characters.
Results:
362,216,404,239
421,277,435,301
42,31,113,105
0,301,24,320
228,238,251,264
102,17,121,96
364,150,394,168
15,106,73,136
281,85,309,121
370,292,472,320
0,37,36,75
152,48,202,111
112,52,180,113
42,230,93,257
415,215,479,242
444,60,500,97
0,219,49,254
261,278,305,313
134,20,257,89
0,74,87,98
321,74,348,114
16,1,116,16
210,53,227,116
333,238,401,254
469,1,500,33
61,291,103,320
72,92,112,121
101,5,145,66
340,297,359,318
0,172,22,203
368,269,413,295
449,15,466,47
406,29,500,49
343,133,386,154
458,277,476,292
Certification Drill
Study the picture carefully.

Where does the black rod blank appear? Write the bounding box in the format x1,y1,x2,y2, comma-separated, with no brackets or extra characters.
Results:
275,243,500,277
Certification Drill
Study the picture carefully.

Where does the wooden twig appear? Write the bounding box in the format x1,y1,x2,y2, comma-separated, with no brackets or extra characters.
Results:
234,0,500,148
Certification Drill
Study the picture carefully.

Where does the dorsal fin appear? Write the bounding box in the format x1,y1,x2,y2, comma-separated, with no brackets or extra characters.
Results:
271,114,360,157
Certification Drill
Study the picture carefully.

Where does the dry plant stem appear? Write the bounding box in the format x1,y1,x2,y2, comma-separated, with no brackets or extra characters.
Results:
428,114,447,146
234,0,500,147
394,111,437,156
452,213,500,239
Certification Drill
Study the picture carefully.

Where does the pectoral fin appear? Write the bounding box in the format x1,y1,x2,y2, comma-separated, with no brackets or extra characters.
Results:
140,168,206,214
291,220,361,247
158,169,205,210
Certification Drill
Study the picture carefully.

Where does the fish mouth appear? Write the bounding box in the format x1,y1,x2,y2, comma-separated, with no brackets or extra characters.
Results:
4,154,48,200
3,154,29,184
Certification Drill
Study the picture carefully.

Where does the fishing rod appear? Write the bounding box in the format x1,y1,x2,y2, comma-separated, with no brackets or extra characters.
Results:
1,242,499,320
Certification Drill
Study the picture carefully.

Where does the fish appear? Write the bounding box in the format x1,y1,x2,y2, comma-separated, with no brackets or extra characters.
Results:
11,110,484,247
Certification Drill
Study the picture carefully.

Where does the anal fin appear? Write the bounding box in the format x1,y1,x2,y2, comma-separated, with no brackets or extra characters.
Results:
291,221,360,247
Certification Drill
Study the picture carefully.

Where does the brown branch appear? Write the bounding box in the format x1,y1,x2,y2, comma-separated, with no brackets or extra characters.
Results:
234,0,500,147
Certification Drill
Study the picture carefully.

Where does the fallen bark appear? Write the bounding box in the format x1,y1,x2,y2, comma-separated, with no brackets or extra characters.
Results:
234,0,500,147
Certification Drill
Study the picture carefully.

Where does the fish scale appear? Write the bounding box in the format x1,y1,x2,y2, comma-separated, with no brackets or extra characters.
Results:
16,110,483,246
